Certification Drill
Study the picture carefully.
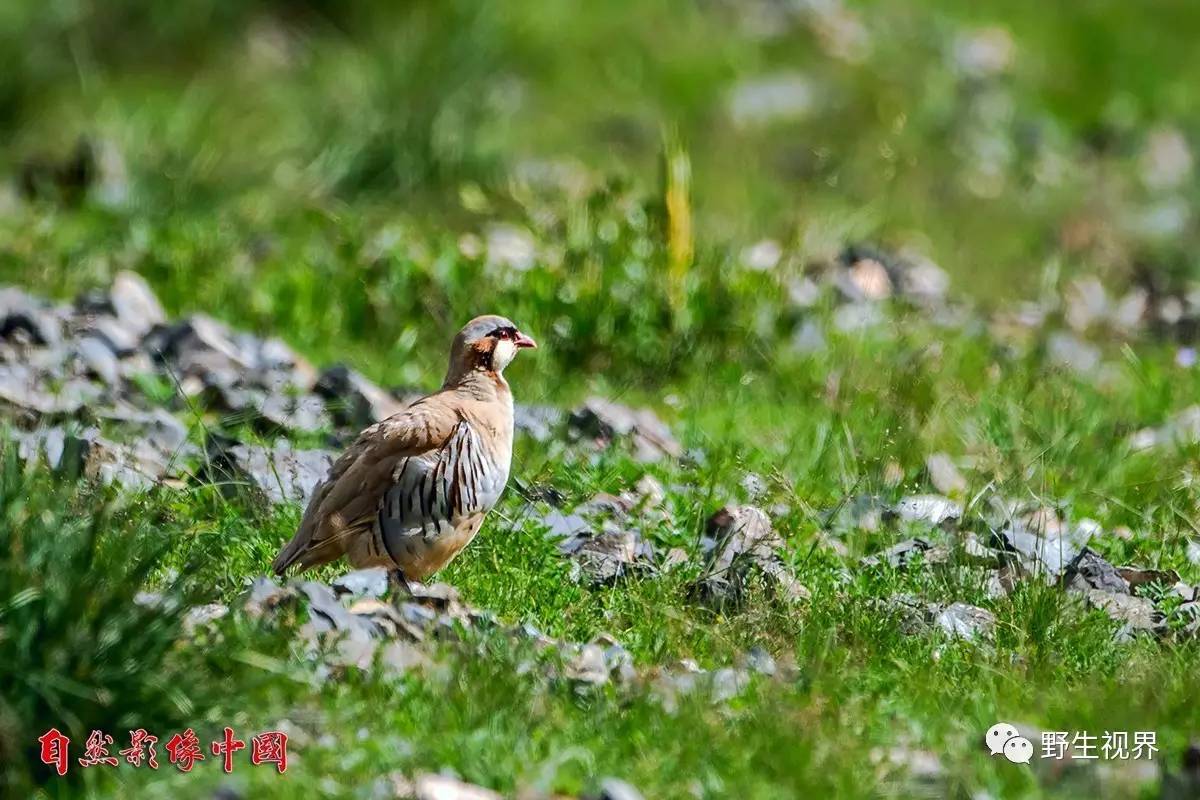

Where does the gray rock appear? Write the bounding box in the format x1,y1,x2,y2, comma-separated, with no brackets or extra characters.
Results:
560,526,654,586
931,602,995,642
96,406,190,454
1047,331,1101,374
108,271,166,337
740,471,769,500
569,397,682,462
738,645,777,676
563,643,611,685
332,568,390,599
861,537,948,569
513,403,563,443
693,505,808,606
183,602,229,634
541,494,657,586
890,494,962,527
205,437,334,506
0,287,64,346
79,315,141,357
925,453,966,496
534,508,591,539
0,364,101,418
1081,590,1163,633
590,778,645,800
296,580,378,640
74,336,120,385
12,425,173,487
990,518,1091,578
257,392,330,435
1063,548,1130,594
244,576,288,617
314,364,403,429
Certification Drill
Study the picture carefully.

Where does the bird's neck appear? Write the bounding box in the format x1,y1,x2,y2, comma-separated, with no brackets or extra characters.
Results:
445,366,511,400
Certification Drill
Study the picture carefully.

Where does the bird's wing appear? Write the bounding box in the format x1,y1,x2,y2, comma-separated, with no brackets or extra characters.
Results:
271,394,462,574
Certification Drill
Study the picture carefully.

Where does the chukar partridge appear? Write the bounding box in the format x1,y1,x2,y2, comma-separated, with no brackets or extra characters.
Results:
271,315,536,591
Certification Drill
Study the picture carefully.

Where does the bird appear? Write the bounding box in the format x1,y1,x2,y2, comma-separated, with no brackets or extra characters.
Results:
271,314,537,595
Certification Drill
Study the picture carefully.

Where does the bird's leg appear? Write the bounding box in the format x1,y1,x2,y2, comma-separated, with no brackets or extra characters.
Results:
388,568,414,607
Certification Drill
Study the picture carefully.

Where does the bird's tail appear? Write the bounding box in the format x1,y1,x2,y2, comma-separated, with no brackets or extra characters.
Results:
270,536,303,576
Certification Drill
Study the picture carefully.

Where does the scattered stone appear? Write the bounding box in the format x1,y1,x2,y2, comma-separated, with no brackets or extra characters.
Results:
74,336,120,385
558,526,654,586
314,364,403,428
1082,590,1163,634
740,239,782,272
952,26,1015,77
990,518,1091,578
563,643,611,685
183,603,229,634
204,437,334,506
648,663,753,713
243,576,288,618
883,596,995,643
513,403,564,443
332,568,390,600
861,538,948,570
824,494,886,534
392,772,502,800
587,778,645,800
108,271,166,337
0,287,64,346
1130,405,1200,450
983,564,1019,599
0,364,101,419
568,397,682,462
739,471,769,500
737,646,777,677
889,495,962,527
540,492,658,586
13,425,176,488
931,602,995,642
1063,548,1130,595
925,453,966,496
96,406,191,454
870,744,945,786
534,508,591,539
693,505,808,607
256,391,331,435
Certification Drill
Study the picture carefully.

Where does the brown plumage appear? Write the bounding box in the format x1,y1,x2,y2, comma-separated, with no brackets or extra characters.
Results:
271,315,536,583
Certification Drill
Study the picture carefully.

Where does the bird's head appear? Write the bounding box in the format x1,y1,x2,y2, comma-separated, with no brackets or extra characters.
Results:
445,314,537,385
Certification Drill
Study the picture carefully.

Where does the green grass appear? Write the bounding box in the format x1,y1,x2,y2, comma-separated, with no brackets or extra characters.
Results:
3,0,1200,796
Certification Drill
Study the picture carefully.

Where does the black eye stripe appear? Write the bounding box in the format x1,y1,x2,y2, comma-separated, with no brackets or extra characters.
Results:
490,326,517,339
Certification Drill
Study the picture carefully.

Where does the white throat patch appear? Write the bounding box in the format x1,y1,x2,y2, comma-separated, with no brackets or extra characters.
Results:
492,339,518,372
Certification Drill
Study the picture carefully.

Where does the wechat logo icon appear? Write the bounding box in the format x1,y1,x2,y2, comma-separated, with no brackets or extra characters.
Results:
986,722,1033,764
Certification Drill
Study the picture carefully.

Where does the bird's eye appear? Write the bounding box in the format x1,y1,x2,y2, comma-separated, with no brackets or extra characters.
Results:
492,327,514,340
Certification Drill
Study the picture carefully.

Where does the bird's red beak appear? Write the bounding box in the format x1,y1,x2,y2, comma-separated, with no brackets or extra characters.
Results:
514,331,538,349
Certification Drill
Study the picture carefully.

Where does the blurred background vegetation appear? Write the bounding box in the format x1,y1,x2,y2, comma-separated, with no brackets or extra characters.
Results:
2,0,1200,379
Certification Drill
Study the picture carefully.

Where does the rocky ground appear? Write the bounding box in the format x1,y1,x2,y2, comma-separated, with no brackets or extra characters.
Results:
5,254,1200,797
